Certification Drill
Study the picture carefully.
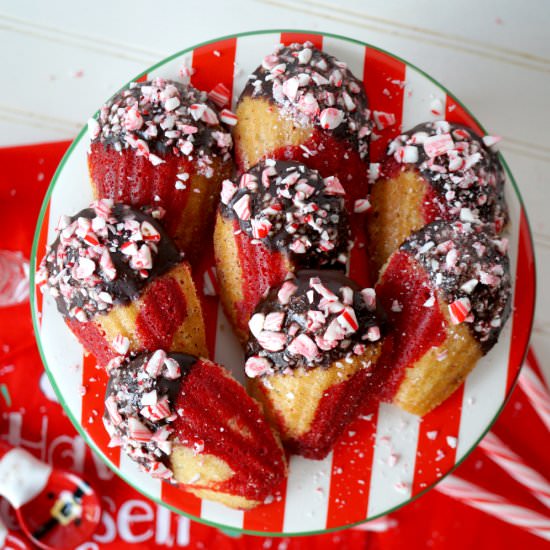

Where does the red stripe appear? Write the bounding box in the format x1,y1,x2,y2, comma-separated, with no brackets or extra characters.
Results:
135,74,148,83
363,47,406,162
412,386,463,495
526,348,545,383
326,403,378,528
192,251,219,358
280,32,322,50
243,472,288,532
348,225,373,287
507,210,536,392
161,482,202,518
327,47,405,526
445,96,483,134
35,202,51,323
191,38,237,106
81,353,120,466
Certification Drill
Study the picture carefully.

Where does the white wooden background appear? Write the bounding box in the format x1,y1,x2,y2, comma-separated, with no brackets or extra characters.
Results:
1,1,549,378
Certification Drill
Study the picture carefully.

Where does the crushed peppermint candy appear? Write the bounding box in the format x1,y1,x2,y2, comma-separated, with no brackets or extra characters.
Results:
89,78,232,175
221,160,351,267
240,42,373,160
246,270,383,376
37,200,180,321
385,121,507,232
401,220,511,352
103,351,198,481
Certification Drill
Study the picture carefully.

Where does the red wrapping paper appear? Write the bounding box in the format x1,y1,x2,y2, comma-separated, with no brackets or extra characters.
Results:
0,141,548,549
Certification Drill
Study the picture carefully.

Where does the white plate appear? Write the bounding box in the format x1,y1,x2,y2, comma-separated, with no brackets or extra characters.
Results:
30,30,536,536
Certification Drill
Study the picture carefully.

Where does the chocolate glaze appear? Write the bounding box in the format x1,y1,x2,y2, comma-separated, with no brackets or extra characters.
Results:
39,201,181,321
220,159,351,268
400,221,511,352
246,270,384,375
385,121,507,230
104,351,198,478
239,42,372,159
89,78,232,174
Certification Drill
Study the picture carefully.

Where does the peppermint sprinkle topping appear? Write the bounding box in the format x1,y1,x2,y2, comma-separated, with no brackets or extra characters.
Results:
221,160,351,268
103,352,197,481
246,270,383,376
386,121,507,232
241,42,372,159
38,200,180,321
90,78,232,175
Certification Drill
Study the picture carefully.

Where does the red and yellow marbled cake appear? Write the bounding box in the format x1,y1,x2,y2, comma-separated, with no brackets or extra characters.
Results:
87,78,233,257
104,352,287,509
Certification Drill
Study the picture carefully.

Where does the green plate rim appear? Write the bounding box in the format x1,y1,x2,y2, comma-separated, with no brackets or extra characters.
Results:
29,28,536,538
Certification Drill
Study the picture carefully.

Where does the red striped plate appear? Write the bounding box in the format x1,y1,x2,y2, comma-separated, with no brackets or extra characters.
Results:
30,30,535,536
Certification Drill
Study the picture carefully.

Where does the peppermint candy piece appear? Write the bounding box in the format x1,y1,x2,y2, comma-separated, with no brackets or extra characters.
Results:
112,335,130,355
124,106,144,131
297,47,312,65
288,333,319,361
336,306,359,334
74,257,95,279
88,117,100,139
298,93,319,116
323,318,346,342
423,133,454,158
190,103,206,121
130,245,153,270
100,249,117,281
150,461,173,479
277,280,298,305
251,218,272,239
319,108,344,130
367,326,381,342
105,395,123,426
141,221,161,242
257,330,287,352
373,111,396,131
201,106,219,125
245,356,273,378
283,77,300,101
354,198,371,213
220,179,238,205
128,417,153,442
323,176,346,196
306,310,326,332
264,311,285,332
164,96,180,112
208,83,230,108
164,358,181,379
448,297,471,324
141,396,172,422
310,277,338,302
482,135,501,148
400,145,419,164
145,350,167,378
220,108,238,126
248,313,265,338
233,194,251,221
